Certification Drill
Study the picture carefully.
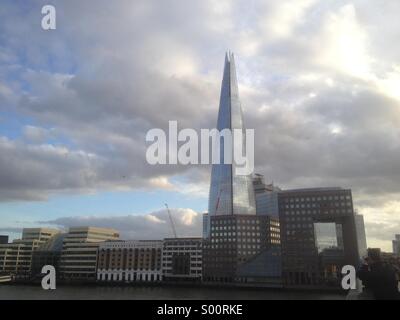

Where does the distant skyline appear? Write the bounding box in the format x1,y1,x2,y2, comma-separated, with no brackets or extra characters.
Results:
1,1,400,251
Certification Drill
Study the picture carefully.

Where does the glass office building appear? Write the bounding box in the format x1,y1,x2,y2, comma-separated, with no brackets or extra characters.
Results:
278,188,359,286
253,174,281,217
208,52,256,217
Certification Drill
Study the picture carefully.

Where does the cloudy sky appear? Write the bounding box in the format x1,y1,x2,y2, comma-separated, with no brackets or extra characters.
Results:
0,0,399,250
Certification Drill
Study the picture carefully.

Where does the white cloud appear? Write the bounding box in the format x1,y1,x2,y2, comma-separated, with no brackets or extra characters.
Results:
23,125,54,143
318,4,372,78
260,0,317,39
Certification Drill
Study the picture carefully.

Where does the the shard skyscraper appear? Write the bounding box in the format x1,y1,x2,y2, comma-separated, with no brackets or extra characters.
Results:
208,52,256,217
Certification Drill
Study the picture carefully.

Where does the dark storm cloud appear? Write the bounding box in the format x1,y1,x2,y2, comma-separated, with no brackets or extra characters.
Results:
249,86,400,194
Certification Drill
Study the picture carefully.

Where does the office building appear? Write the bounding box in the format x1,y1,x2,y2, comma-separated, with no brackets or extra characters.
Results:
208,52,256,218
393,235,400,257
59,227,119,281
0,228,59,277
204,54,281,285
162,238,202,282
0,243,26,275
31,233,66,278
97,240,163,282
354,213,367,257
278,187,359,286
203,214,281,284
253,174,281,217
202,213,209,239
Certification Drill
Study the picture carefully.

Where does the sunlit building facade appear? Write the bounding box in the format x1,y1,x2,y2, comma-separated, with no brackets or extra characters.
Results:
59,227,119,281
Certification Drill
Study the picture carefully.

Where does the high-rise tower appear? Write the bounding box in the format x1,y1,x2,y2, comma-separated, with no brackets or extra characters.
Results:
203,54,281,284
208,52,256,217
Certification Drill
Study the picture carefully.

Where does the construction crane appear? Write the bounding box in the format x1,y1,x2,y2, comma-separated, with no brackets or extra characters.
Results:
164,203,177,238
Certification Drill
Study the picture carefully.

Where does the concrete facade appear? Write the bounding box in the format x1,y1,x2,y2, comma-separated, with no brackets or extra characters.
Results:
97,240,163,282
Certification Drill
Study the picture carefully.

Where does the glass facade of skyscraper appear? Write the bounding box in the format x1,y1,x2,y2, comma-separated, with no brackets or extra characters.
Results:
208,52,256,217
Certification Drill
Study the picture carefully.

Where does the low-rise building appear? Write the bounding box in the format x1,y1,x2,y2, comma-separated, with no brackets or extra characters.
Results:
97,240,163,282
0,228,60,277
162,238,202,282
31,233,66,278
59,227,119,281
